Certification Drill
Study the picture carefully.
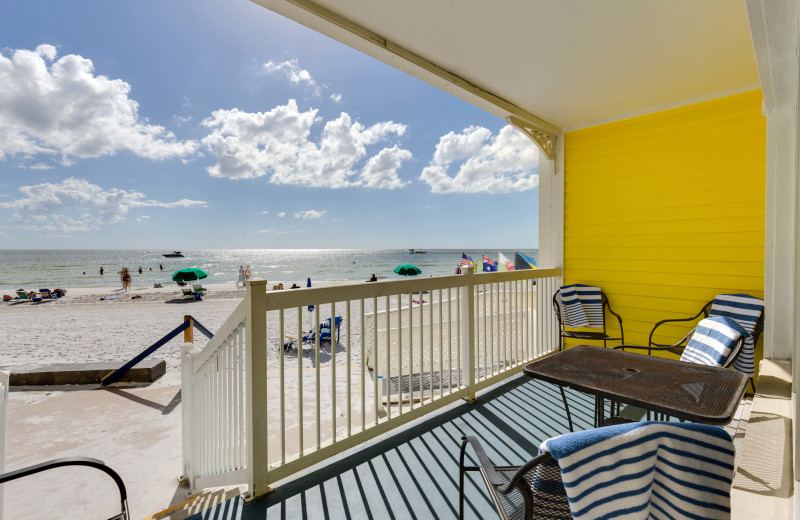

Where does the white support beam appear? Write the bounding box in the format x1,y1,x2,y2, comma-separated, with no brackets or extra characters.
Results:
537,135,564,269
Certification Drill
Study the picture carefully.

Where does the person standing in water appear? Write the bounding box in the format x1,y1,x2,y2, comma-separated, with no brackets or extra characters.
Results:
236,265,245,288
100,266,104,276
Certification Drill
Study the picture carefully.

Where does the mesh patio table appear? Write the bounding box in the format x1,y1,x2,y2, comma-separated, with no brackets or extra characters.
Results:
523,344,748,427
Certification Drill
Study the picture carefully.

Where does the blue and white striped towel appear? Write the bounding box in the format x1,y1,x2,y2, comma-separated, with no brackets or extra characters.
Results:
709,294,764,378
679,316,747,368
559,284,604,329
540,422,735,520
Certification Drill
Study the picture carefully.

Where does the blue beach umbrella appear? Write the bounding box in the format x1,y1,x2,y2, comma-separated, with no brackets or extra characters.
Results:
307,277,313,311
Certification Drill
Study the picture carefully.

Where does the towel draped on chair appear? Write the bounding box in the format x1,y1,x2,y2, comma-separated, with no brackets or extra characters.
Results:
709,294,763,378
558,284,603,329
679,316,748,367
540,422,735,520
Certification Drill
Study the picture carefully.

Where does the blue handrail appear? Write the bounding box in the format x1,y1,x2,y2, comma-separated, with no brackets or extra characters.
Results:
100,316,213,386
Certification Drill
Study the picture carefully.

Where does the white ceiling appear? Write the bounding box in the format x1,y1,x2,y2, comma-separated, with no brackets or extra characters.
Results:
253,0,760,131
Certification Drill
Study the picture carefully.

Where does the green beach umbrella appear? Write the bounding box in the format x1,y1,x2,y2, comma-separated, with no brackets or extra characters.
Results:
172,267,208,283
394,264,422,276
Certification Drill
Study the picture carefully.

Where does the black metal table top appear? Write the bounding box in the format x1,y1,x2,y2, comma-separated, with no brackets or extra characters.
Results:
523,345,748,425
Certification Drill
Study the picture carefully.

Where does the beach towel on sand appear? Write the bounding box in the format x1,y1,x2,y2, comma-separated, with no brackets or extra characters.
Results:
540,422,735,520
558,284,603,329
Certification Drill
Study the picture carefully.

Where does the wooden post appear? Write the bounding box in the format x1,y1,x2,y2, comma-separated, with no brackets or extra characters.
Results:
460,267,477,401
244,279,269,499
184,315,194,344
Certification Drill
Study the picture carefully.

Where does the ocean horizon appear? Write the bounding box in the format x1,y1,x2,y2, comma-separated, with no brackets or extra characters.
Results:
0,248,538,290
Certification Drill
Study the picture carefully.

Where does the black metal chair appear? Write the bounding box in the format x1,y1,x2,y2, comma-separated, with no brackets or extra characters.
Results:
552,287,624,432
611,321,748,424
552,289,624,351
646,297,764,393
0,457,129,520
459,436,571,520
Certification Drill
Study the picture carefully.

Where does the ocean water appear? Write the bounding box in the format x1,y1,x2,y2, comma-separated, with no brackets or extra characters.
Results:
0,249,538,289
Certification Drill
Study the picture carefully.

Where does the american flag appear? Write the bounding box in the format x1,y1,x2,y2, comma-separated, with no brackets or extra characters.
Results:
460,253,474,266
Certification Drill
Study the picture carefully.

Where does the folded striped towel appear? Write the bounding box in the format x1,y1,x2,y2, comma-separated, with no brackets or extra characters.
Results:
540,422,735,520
679,316,748,367
709,294,764,378
559,284,604,329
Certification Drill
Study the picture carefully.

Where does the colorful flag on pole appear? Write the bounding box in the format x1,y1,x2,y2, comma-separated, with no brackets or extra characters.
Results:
482,255,498,272
514,252,538,270
498,252,514,271
460,253,476,268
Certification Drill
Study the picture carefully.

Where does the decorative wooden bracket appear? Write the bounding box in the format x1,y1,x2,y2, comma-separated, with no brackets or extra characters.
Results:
506,115,558,161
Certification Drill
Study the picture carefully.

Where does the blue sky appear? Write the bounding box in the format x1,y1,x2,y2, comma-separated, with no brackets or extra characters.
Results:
0,0,540,249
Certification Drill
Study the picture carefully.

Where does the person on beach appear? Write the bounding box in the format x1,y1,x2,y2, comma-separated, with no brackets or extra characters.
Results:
118,267,132,291
236,265,245,288
159,264,163,271
245,266,252,281
100,266,104,276
366,274,377,282
138,266,143,274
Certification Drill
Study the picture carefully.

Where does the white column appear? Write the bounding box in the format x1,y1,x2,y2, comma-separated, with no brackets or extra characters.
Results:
537,137,564,269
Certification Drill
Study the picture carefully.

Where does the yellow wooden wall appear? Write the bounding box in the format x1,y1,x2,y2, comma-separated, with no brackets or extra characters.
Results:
563,90,766,362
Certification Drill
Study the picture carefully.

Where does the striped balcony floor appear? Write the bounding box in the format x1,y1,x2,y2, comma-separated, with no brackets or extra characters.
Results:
184,374,749,520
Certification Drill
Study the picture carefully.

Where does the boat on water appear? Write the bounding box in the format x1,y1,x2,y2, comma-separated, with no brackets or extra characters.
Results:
162,251,184,258
409,249,427,254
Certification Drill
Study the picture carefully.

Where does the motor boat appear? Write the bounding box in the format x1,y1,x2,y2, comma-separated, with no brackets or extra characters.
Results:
162,251,184,258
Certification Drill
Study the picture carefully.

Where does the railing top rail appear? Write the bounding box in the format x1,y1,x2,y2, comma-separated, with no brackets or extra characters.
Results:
264,267,562,311
191,297,249,372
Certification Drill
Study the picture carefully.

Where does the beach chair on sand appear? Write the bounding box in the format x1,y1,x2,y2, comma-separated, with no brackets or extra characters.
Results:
181,287,194,298
284,317,343,351
192,284,207,296
15,290,34,302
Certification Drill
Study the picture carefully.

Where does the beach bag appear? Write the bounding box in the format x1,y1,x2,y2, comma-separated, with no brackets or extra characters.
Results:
54,288,67,297
2,294,10,301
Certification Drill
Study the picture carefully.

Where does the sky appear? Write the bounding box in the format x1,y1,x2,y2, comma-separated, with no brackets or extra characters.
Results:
0,0,540,250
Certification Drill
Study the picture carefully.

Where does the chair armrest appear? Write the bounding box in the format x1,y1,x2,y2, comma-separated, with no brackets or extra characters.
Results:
648,307,708,347
616,328,694,355
496,451,554,495
460,435,505,486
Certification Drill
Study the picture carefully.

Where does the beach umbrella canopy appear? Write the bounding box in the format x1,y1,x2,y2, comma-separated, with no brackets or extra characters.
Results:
172,267,208,282
307,277,314,311
394,264,422,276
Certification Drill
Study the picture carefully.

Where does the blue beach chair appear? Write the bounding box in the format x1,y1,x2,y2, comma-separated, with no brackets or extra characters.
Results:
283,316,343,351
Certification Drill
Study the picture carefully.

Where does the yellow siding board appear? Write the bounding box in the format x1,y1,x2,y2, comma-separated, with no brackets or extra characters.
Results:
563,90,766,372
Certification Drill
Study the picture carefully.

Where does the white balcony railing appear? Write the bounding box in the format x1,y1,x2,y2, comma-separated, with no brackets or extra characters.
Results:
1,370,9,520
181,267,562,498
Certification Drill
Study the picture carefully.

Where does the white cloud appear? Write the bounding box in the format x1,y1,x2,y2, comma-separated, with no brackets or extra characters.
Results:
330,93,342,103
137,215,151,222
256,228,275,234
27,163,54,170
0,177,206,233
201,100,412,188
294,209,325,219
419,125,539,194
359,146,412,189
258,210,269,215
277,212,286,218
264,59,322,96
0,44,197,165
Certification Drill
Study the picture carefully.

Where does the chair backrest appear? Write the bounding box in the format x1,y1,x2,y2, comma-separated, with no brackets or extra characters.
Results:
16,290,30,300
540,421,735,520
679,316,747,367
708,293,764,336
553,285,604,329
